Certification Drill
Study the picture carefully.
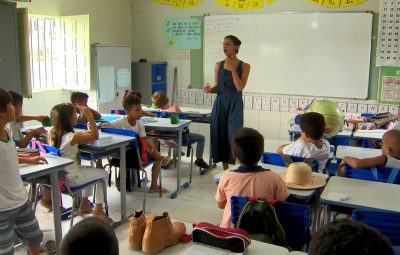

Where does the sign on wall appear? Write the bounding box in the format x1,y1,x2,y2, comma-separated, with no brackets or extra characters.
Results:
165,17,201,49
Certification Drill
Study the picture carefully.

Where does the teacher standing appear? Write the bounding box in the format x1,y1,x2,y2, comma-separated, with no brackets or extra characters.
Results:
204,35,251,170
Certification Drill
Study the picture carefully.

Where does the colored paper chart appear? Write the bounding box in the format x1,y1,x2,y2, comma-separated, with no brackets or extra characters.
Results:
152,0,203,8
307,0,368,8
165,18,202,49
378,66,400,105
215,0,276,10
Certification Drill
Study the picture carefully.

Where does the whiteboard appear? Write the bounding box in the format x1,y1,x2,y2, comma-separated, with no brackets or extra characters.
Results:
204,13,373,99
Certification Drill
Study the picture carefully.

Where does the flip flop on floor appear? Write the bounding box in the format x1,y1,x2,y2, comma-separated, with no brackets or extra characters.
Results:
45,240,56,255
148,187,169,193
160,157,172,167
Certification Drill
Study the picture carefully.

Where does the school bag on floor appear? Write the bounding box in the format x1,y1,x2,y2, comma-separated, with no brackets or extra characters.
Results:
237,199,288,249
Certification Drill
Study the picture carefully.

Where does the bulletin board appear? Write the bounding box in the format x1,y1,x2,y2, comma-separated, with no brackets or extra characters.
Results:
204,13,373,99
378,66,400,105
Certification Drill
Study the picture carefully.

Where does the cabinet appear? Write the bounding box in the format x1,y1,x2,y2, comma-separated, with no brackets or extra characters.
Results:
0,1,20,93
132,62,167,105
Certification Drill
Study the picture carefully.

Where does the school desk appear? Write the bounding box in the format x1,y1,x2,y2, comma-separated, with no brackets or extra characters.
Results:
352,129,387,140
141,117,192,199
77,130,136,223
320,176,400,225
288,125,353,141
335,145,381,160
214,163,329,234
20,154,73,255
117,219,289,255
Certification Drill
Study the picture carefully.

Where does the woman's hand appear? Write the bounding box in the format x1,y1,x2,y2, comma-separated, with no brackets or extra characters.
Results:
224,58,236,72
203,83,212,93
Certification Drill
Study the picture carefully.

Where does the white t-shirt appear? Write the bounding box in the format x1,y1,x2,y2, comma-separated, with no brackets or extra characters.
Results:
0,128,28,212
48,130,80,174
283,139,331,172
109,117,146,138
6,121,23,142
385,155,400,169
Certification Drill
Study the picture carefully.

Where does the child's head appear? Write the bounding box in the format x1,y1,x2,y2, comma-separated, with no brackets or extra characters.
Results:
60,217,119,255
381,129,400,156
49,103,76,148
151,91,169,109
70,92,89,106
309,219,394,255
122,90,142,121
0,88,15,124
300,112,326,140
232,127,264,166
8,91,23,118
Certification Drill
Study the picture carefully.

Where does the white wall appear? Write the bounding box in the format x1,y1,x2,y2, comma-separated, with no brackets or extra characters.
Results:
17,0,132,125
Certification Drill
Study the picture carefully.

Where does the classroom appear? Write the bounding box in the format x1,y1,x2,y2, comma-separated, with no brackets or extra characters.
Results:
1,0,400,254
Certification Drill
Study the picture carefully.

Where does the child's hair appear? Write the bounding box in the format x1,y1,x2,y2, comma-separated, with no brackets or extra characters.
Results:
225,35,241,53
122,90,141,111
151,91,169,109
232,127,264,166
60,217,119,255
70,91,89,104
309,219,394,255
383,129,400,154
0,88,12,113
48,103,75,148
300,112,326,140
8,91,23,106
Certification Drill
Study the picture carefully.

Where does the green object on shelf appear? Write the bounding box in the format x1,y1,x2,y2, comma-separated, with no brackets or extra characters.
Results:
170,113,179,124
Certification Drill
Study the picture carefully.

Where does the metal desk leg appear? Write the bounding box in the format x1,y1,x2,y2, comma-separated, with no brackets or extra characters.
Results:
119,146,127,221
170,129,190,199
50,171,61,255
311,188,321,233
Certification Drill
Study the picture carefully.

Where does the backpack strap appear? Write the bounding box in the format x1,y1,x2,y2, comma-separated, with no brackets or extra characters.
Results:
232,165,271,173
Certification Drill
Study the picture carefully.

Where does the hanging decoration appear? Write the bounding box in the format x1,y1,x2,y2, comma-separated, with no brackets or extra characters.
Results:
215,0,276,10
151,0,203,8
307,0,368,8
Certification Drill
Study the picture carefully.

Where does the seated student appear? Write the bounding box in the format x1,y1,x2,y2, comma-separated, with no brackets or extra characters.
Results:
7,91,47,148
102,90,171,193
151,91,209,169
0,88,46,255
46,103,112,223
277,112,330,173
338,129,400,176
309,219,394,255
215,127,289,228
70,91,102,123
60,217,119,255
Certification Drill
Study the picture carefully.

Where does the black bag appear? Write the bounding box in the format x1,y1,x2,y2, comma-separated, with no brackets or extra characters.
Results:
237,200,288,248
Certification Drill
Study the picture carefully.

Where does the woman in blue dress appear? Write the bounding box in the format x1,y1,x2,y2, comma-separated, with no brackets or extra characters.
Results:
204,35,251,170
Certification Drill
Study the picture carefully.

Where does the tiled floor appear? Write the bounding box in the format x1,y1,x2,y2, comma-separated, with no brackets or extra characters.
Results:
14,152,224,254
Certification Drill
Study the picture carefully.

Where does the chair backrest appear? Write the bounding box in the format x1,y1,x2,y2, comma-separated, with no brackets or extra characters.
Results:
74,123,88,130
230,196,310,250
261,152,319,172
110,108,126,115
352,209,400,246
100,127,139,148
344,164,400,184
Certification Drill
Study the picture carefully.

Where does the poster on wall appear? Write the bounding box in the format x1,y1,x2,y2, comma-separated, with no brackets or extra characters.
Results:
378,66,400,105
165,17,201,49
376,0,400,67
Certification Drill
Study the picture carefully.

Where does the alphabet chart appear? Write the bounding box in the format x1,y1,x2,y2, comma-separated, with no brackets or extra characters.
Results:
378,66,400,104
377,0,400,67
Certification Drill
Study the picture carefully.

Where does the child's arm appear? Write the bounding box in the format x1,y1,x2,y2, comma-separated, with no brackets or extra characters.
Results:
16,115,47,123
18,127,46,148
19,156,48,165
101,122,114,128
339,155,387,169
216,200,226,209
70,106,99,145
78,107,102,122
277,144,288,154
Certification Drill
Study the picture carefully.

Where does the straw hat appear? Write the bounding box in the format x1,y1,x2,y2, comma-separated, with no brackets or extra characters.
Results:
280,162,326,190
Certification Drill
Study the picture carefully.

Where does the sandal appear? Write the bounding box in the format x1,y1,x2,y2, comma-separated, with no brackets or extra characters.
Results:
45,240,56,255
161,157,172,167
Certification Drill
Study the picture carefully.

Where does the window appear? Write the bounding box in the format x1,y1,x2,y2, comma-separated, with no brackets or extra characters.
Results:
28,14,89,92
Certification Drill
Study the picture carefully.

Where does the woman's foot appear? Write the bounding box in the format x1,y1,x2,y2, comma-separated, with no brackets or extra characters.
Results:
160,157,172,167
149,186,168,193
194,158,210,169
75,208,93,216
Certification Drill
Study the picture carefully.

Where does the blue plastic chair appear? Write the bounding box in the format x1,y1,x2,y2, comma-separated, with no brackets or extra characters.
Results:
261,152,320,172
33,144,109,227
352,209,400,248
101,127,151,205
344,164,400,184
231,196,310,251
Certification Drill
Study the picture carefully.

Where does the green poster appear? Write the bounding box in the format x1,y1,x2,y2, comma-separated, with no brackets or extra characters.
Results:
165,17,201,50
378,66,400,105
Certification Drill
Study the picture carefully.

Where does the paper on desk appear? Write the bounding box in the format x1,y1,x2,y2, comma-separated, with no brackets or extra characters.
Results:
140,118,158,124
